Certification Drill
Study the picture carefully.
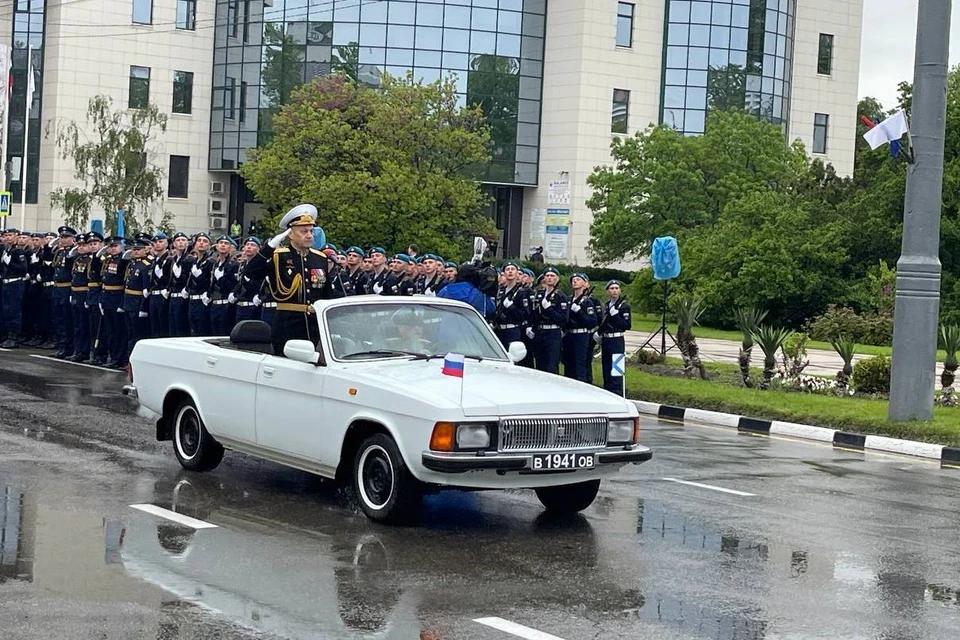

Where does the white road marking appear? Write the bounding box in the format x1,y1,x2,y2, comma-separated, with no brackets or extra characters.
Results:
130,504,218,529
473,618,566,640
30,354,124,373
661,477,755,497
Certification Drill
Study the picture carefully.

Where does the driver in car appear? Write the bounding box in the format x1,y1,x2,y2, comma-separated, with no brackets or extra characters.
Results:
243,204,334,354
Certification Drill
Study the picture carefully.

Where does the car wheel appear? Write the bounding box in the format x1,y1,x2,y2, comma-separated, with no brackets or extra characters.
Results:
535,480,601,514
352,433,420,523
172,399,224,472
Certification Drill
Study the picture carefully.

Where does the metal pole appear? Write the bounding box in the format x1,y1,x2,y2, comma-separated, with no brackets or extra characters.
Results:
0,45,8,233
888,0,952,422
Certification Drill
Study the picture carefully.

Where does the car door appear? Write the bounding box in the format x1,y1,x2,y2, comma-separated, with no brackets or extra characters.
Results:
254,355,330,469
199,347,265,445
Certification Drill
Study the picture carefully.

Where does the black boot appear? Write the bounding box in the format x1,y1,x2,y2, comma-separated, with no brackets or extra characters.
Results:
0,333,16,349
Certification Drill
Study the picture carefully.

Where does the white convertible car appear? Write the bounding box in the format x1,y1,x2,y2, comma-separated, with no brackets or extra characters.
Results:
124,297,652,523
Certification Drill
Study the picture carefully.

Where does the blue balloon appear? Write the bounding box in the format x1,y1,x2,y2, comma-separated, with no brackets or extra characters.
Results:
651,236,681,281
311,226,326,249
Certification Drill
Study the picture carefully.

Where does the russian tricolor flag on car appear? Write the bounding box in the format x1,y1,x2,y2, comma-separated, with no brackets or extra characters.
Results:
442,353,465,378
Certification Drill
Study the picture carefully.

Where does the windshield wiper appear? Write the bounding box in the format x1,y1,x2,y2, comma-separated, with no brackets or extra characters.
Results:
341,349,423,360
410,353,486,362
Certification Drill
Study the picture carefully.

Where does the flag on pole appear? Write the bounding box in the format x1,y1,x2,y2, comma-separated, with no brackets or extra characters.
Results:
441,353,465,378
863,110,909,150
25,56,35,113
115,208,125,238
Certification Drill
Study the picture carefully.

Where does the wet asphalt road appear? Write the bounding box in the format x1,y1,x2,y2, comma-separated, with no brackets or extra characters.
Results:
2,348,960,639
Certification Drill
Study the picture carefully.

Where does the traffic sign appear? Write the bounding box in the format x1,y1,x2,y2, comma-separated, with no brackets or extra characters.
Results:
0,191,10,216
611,353,625,377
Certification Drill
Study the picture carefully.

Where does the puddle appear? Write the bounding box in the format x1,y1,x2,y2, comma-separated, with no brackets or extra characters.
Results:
0,486,34,584
0,367,132,414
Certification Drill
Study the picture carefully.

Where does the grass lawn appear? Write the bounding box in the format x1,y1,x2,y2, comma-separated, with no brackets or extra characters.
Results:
629,314,942,359
591,361,960,447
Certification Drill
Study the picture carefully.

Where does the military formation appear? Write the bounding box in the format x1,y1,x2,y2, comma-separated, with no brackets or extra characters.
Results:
0,208,631,396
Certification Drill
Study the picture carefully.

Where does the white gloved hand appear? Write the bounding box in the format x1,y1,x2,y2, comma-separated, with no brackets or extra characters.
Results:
503,297,514,309
138,311,148,318
84,302,89,309
161,289,169,299
29,253,39,264
180,288,188,298
95,247,108,259
201,293,210,306
541,297,551,309
373,282,383,294
609,307,619,316
525,327,535,339
69,296,74,305
423,289,436,297
228,292,236,304
191,265,202,278
142,289,150,298
99,304,104,314
117,307,125,314
172,263,182,278
35,274,42,283
593,333,601,344
570,303,581,313
121,250,133,260
253,295,262,306
47,237,58,248
267,229,291,249
1,253,10,265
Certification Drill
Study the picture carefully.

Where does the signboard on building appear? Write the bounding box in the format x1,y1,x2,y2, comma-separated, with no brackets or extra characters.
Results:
544,208,570,260
548,179,570,206
529,208,546,243
0,191,10,216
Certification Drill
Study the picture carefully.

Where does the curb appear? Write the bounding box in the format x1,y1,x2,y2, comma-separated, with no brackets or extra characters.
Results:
632,400,960,464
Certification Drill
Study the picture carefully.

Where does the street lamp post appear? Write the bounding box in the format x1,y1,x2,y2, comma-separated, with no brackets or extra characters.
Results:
888,0,952,422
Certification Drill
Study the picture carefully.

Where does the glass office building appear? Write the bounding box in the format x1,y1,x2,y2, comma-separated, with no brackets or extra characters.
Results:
660,0,794,135
210,0,547,187
5,0,45,205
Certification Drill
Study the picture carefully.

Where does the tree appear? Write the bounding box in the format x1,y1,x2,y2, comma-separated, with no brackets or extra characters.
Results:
239,73,496,258
46,95,169,232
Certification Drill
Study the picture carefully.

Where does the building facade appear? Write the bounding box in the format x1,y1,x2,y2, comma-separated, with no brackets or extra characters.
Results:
3,0,862,264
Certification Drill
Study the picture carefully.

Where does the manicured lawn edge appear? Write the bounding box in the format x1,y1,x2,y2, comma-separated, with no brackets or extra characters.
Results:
616,367,960,447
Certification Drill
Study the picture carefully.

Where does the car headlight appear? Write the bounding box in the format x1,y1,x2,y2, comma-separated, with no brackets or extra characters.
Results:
456,423,491,450
608,418,639,445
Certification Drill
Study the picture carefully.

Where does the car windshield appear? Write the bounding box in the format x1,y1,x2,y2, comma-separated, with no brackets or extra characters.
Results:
325,302,508,361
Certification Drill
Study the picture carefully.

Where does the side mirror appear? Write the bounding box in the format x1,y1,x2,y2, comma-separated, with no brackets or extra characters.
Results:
507,341,527,364
284,339,320,365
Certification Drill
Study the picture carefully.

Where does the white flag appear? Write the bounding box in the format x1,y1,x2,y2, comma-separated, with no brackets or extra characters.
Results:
863,110,909,150
25,56,35,112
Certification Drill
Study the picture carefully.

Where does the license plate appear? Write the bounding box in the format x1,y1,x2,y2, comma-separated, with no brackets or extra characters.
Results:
531,453,595,471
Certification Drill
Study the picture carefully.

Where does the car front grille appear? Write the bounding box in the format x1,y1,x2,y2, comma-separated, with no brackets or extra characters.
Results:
498,417,607,452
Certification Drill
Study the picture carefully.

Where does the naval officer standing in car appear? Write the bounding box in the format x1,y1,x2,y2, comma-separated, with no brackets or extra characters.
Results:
244,204,334,353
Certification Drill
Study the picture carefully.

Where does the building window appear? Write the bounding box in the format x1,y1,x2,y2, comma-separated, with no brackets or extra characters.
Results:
242,0,250,42
176,0,196,31
612,89,630,134
239,81,247,123
132,0,152,25
168,155,190,199
224,77,236,119
813,113,829,154
616,2,634,48
172,71,193,114
817,33,834,76
228,0,238,38
128,66,150,109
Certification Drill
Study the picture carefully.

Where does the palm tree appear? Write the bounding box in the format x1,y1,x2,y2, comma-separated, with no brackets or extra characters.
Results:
734,306,768,387
750,325,793,389
829,335,856,391
940,324,960,405
674,295,707,379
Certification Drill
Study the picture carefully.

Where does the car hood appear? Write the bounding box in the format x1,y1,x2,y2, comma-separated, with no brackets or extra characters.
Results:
344,359,635,417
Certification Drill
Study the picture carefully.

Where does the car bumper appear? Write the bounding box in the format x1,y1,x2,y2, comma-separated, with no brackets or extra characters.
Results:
421,445,652,474
122,384,138,400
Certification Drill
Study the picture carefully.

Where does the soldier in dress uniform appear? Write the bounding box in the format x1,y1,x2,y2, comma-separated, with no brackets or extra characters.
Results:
208,234,239,336
243,204,334,354
598,280,632,396
165,232,191,337
417,254,446,296
441,262,458,289
98,237,127,368
381,254,415,295
84,232,106,364
21,233,44,346
327,249,355,298
147,233,170,338
68,233,94,362
365,247,389,294
343,246,368,295
529,266,568,375
0,229,30,348
492,261,531,353
562,273,600,383
119,237,153,367
184,233,214,336
45,226,78,359
231,237,265,324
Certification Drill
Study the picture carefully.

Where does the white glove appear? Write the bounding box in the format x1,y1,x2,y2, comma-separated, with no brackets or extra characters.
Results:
68,247,79,258
180,288,188,298
593,333,601,344
35,274,42,283
172,263,182,278
191,265,202,278
121,250,133,260
161,289,169,299
142,289,150,298
69,296,74,304
99,304,104,314
138,311,148,318
201,292,210,306
29,253,39,264
541,297,551,309
609,307,619,316
267,229,291,249
570,303,581,313
525,327,535,339
95,247,108,259
503,297,514,309
373,282,383,294
117,307,125,314
253,295,262,306
1,253,10,265
154,264,163,278
228,292,237,304
84,302,89,309
47,238,58,248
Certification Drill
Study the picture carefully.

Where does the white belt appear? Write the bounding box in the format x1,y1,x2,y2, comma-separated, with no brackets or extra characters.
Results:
189,295,204,300
43,281,55,287
568,328,592,334
539,324,560,330
212,299,230,305
236,301,257,307
2,277,24,284
150,290,165,296
262,302,277,308
170,292,187,299
496,323,521,330
600,332,624,338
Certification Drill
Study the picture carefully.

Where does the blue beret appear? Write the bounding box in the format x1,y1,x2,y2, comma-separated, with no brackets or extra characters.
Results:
346,246,365,257
153,232,168,241
195,232,211,242
444,261,458,269
392,253,412,264
606,279,622,290
244,236,262,246
503,261,519,270
171,232,188,241
215,234,238,247
369,246,386,256
521,268,534,277
543,266,560,277
570,272,589,283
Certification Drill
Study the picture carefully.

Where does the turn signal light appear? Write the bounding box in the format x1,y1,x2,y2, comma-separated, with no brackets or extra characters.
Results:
430,422,455,451
633,417,641,444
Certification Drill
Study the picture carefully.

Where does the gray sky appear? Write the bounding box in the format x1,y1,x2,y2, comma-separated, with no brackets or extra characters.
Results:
859,1,960,109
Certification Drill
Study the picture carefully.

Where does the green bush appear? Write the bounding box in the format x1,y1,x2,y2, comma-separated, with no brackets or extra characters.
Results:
853,355,892,394
806,305,893,346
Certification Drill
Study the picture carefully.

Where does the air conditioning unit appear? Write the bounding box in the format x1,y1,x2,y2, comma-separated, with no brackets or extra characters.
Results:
209,197,226,215
209,180,224,195
210,217,227,231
